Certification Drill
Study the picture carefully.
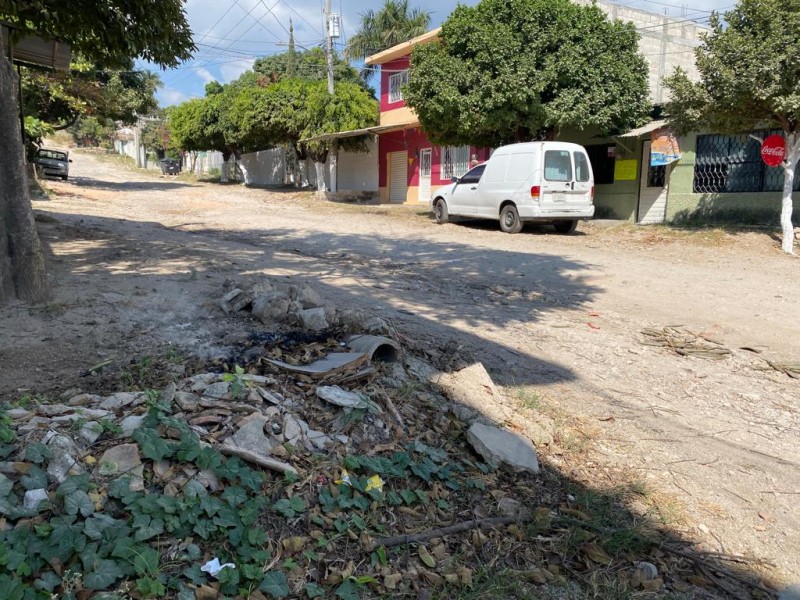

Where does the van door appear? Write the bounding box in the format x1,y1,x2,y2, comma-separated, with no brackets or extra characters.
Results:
449,164,485,215
540,148,592,212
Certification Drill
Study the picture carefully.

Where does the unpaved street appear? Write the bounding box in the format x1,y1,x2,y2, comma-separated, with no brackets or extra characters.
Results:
4,151,800,587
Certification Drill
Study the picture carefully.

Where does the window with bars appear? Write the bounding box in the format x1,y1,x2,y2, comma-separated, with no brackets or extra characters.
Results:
388,70,409,103
694,130,800,194
440,145,470,179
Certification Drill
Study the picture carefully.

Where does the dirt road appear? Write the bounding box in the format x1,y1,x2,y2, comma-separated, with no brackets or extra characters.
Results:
3,151,799,587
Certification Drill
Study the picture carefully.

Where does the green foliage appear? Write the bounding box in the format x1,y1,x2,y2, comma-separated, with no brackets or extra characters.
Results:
344,0,431,64
405,0,650,146
253,47,364,89
664,0,800,136
222,365,250,400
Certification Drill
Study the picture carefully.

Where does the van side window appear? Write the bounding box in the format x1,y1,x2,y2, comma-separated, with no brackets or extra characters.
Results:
574,152,591,182
506,153,535,182
459,164,486,184
483,155,509,183
544,150,573,181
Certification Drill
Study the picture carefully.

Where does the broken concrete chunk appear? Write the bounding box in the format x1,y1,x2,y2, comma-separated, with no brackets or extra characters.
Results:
316,386,383,414
435,363,511,426
268,353,367,379
300,307,328,331
220,288,252,314
99,392,144,411
202,381,231,400
252,292,291,323
250,279,275,297
174,391,202,412
227,414,273,454
282,414,303,444
466,422,539,474
46,434,84,484
291,285,323,309
6,408,33,421
98,444,144,491
79,421,104,444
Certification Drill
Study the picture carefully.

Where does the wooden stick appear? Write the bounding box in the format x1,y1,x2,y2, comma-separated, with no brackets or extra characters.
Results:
220,442,298,475
661,546,776,595
369,517,517,550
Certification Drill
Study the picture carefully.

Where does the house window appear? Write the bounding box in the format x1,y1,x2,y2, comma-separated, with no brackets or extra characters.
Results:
584,144,615,185
694,130,800,193
440,145,470,179
388,70,409,103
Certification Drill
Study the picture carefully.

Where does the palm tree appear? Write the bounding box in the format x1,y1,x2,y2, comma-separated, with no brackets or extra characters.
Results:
344,0,431,66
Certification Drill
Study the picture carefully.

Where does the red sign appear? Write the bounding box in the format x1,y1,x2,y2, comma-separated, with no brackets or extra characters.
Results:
761,135,786,167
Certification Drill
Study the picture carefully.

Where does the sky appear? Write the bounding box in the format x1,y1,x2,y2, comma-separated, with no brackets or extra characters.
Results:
148,0,734,108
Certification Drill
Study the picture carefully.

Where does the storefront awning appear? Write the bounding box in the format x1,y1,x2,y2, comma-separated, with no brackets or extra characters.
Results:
300,120,419,143
617,119,668,138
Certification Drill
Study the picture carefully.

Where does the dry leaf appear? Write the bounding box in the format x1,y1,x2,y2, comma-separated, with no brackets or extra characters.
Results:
455,566,473,587
281,536,308,554
561,507,591,521
471,530,489,547
444,573,459,585
430,542,447,561
687,575,713,587
583,543,613,565
384,573,403,590
418,545,436,568
641,578,664,591
421,570,444,587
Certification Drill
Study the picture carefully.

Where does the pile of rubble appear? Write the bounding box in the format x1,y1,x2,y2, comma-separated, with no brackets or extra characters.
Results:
219,278,384,333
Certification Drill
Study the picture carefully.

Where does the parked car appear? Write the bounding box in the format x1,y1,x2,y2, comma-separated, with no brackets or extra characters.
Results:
159,158,181,175
431,142,594,233
35,148,71,181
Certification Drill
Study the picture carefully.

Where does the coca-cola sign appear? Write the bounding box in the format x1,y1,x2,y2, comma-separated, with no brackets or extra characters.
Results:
761,135,786,167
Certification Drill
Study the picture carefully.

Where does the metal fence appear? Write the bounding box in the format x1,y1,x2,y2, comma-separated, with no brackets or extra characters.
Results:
693,130,800,194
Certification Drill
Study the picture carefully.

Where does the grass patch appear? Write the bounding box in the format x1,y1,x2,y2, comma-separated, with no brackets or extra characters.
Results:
515,387,543,411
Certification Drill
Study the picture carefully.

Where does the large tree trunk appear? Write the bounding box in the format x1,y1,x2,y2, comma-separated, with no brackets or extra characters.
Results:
780,132,799,254
0,32,50,304
313,161,326,191
220,150,230,183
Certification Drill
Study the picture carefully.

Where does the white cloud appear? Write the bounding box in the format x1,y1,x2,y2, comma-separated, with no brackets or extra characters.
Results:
194,66,216,84
158,87,191,106
220,57,256,83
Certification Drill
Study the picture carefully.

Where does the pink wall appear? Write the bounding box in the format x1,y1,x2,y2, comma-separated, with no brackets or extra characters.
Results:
378,128,491,188
380,57,411,112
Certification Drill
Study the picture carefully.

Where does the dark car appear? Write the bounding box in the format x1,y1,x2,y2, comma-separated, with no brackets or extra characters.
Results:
159,158,181,175
35,148,71,180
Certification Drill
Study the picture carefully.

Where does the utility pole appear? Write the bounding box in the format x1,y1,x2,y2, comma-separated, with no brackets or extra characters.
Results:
133,117,142,168
324,0,339,192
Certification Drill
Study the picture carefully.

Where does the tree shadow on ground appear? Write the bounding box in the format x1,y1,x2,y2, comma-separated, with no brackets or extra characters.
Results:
8,210,785,598
65,175,193,192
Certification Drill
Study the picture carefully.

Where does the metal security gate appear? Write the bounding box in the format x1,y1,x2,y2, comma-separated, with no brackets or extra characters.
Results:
419,148,432,203
389,151,408,203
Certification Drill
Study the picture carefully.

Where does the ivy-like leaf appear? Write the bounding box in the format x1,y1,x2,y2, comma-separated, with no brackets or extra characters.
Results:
64,490,95,517
83,559,124,589
305,582,325,598
335,579,361,600
260,571,289,598
221,486,247,507
24,443,51,465
20,467,47,491
56,474,91,497
133,546,160,576
132,427,176,461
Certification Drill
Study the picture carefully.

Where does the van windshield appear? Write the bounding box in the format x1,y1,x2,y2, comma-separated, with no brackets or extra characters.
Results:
544,150,572,181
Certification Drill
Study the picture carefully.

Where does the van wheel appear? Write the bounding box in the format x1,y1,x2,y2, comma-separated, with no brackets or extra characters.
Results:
554,219,578,234
433,198,449,224
499,204,523,233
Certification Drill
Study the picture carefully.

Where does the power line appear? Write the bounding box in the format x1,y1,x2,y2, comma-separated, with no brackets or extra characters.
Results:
277,0,324,37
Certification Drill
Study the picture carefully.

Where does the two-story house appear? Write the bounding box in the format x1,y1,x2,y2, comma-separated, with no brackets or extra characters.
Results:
364,28,491,204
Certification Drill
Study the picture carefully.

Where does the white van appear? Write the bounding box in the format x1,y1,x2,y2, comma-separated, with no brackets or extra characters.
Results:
431,142,594,233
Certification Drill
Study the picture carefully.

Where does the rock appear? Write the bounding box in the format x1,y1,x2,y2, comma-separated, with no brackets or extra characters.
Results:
99,392,144,410
23,489,49,511
35,404,74,417
220,288,252,314
67,393,102,406
466,422,539,474
252,292,291,323
779,584,800,600
46,434,84,483
174,391,201,412
291,285,323,309
250,279,275,297
98,444,144,491
119,415,145,438
162,382,177,405
300,307,328,331
316,386,382,414
17,417,51,434
435,363,511,426
497,497,524,518
6,408,33,421
405,356,439,383
336,308,367,329
363,316,390,333
228,414,273,453
188,373,219,391
633,562,659,585
153,460,173,480
306,429,332,450
202,381,231,399
79,421,104,444
283,414,303,444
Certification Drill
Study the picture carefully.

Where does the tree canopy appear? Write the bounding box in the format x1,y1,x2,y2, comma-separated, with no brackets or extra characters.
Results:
344,0,431,63
664,0,800,253
404,0,650,147
0,0,195,304
253,47,363,88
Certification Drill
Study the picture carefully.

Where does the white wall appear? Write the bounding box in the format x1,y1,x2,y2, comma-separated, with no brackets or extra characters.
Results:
239,148,286,185
337,138,379,191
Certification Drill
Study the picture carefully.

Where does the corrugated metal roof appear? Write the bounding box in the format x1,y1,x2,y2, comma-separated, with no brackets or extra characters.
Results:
617,119,668,138
300,120,419,143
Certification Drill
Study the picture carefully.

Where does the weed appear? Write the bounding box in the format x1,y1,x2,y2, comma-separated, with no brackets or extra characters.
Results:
222,365,251,400
516,387,543,411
